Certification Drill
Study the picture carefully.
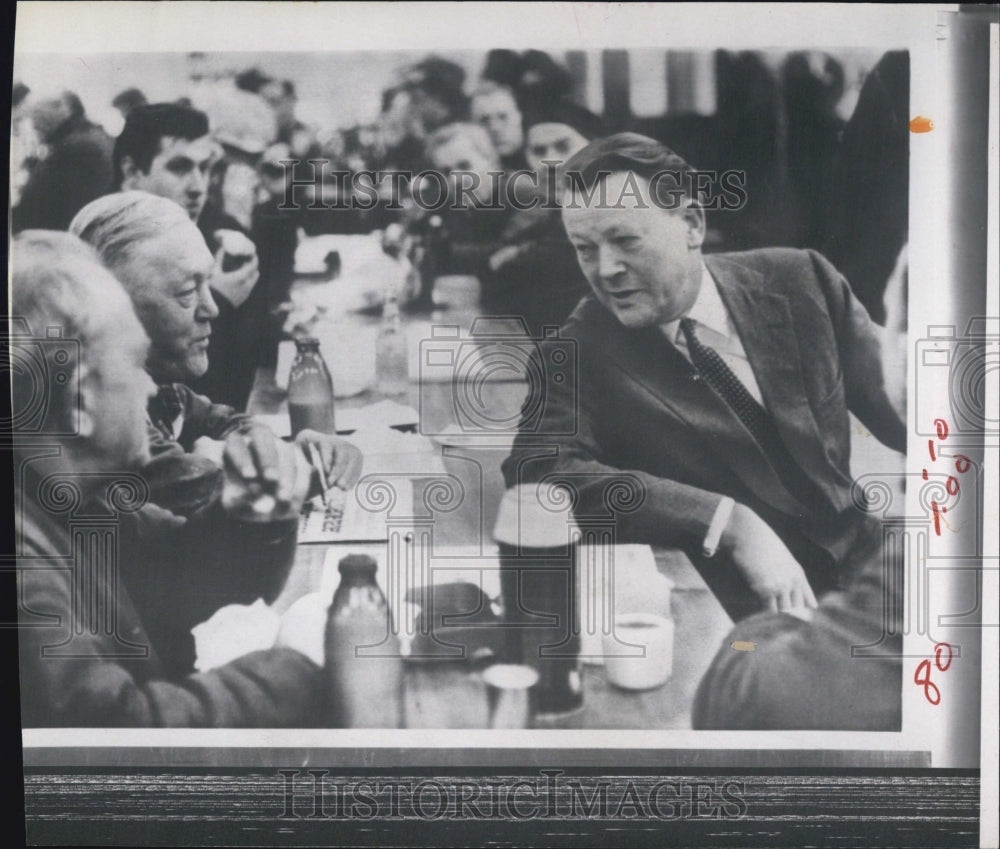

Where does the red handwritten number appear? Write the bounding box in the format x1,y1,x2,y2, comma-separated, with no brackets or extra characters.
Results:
934,418,950,441
927,439,937,462
946,476,960,496
914,660,941,705
915,642,954,704
931,501,946,535
954,454,972,474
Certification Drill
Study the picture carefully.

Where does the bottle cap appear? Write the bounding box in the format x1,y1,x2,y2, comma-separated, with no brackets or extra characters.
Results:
295,337,321,352
338,553,378,577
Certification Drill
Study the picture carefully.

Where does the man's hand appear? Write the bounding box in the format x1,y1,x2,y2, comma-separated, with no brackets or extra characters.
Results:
221,423,311,521
210,229,260,309
294,429,364,491
720,504,819,613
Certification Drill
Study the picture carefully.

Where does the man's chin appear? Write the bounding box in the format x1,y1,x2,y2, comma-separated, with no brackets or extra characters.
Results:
181,354,210,383
607,303,657,328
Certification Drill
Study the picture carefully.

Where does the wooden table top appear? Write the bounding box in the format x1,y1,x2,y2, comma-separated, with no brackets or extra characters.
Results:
249,271,733,730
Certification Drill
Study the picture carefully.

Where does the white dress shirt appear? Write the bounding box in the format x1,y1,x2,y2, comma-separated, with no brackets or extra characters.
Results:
662,264,765,406
662,264,766,556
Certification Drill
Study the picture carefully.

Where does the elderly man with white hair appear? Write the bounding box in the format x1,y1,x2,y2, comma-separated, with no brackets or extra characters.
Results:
11,231,324,726
68,191,360,673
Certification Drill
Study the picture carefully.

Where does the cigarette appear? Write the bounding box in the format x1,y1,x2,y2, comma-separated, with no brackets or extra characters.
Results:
306,443,329,506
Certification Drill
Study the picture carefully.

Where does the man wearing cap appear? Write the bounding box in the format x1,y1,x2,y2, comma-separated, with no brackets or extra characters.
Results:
502,133,906,622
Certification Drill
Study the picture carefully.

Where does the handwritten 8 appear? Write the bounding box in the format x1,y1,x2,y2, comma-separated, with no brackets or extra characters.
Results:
914,642,954,706
922,418,972,536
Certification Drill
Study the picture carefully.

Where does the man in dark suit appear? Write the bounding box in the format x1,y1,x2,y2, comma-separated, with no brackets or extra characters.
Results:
502,133,906,620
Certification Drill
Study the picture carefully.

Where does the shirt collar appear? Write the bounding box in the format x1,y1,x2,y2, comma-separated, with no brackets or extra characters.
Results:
662,263,732,345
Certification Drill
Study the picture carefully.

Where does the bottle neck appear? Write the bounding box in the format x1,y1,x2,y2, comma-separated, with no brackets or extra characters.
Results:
383,297,401,325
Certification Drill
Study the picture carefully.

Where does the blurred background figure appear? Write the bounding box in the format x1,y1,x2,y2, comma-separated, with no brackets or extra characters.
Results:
821,51,909,326
522,99,604,178
485,100,605,336
377,55,469,173
425,121,512,315
470,82,526,172
112,87,148,120
10,82,43,210
11,89,114,232
781,51,846,250
481,48,575,116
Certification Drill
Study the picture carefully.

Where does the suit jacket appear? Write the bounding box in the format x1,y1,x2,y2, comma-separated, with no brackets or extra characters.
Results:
502,248,906,581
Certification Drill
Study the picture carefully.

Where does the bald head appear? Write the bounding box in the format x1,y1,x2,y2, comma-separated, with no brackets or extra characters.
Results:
70,191,217,383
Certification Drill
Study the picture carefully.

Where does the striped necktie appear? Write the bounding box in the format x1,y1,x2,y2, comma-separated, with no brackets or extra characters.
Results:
680,317,827,513
679,317,771,445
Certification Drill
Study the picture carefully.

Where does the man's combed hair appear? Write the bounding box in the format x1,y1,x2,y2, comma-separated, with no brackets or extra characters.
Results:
112,102,210,188
69,190,193,278
561,132,697,208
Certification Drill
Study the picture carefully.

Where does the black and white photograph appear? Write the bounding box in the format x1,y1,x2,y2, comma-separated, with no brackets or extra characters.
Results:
5,3,997,846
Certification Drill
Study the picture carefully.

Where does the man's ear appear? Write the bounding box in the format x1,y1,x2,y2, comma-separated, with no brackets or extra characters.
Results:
75,363,97,440
118,155,144,190
683,202,706,250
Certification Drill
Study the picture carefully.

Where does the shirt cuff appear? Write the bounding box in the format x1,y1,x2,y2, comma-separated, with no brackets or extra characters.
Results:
702,496,736,559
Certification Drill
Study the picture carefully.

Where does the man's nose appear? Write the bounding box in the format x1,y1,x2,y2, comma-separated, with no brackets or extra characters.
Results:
196,284,219,321
187,169,208,197
597,247,626,281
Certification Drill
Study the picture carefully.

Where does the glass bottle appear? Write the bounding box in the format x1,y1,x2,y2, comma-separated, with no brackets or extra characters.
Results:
324,554,404,728
375,291,408,399
287,337,335,436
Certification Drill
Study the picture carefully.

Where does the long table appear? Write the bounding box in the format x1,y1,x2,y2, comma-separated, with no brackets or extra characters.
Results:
249,267,734,730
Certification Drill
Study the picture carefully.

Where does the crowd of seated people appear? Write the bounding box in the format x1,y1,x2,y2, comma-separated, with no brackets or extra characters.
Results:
9,48,908,730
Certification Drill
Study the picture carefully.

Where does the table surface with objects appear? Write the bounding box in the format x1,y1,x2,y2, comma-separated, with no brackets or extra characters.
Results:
246,233,736,730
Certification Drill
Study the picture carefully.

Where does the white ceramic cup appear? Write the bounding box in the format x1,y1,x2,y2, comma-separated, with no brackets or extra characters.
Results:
603,613,674,690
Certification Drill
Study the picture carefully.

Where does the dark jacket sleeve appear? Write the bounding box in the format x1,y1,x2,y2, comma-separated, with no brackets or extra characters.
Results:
500,313,723,548
17,547,323,728
176,384,250,448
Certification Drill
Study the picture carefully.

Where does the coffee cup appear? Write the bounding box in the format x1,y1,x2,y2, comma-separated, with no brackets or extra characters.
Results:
603,613,674,690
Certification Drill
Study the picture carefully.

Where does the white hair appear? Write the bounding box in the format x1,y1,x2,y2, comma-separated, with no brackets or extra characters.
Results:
68,191,193,284
10,230,138,426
